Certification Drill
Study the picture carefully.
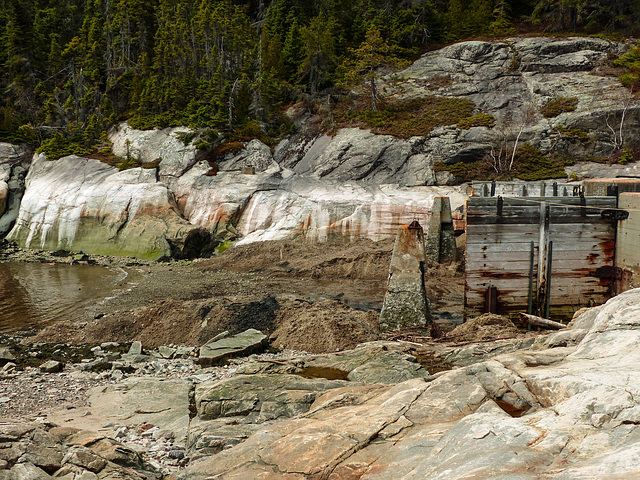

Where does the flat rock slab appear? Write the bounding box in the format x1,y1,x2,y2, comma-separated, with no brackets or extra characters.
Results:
0,347,15,366
47,378,192,447
198,329,267,367
236,341,430,384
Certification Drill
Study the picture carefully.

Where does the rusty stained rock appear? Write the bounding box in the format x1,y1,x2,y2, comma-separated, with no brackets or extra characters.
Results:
379,222,431,332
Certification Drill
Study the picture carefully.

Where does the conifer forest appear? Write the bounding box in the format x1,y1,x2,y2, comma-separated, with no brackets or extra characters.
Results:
1,0,639,158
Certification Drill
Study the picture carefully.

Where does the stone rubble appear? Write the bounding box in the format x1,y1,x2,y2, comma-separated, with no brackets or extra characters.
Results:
0,334,311,478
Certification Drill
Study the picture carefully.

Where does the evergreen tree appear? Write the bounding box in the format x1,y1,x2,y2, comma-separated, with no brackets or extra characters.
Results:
338,24,400,110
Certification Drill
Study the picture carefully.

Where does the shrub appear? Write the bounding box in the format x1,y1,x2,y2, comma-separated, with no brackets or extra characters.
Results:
555,125,591,142
615,44,640,92
511,144,574,180
541,97,578,118
457,113,496,129
334,96,476,138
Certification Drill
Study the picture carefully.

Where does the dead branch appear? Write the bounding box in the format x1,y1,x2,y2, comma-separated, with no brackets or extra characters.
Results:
519,312,566,330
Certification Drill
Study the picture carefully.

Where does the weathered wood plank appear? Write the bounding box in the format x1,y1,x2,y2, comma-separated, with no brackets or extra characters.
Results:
467,214,614,225
467,223,613,234
466,242,613,254
467,197,616,208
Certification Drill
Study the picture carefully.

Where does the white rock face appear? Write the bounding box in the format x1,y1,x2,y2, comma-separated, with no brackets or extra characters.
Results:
109,123,199,185
171,160,467,244
178,289,640,479
236,178,467,244
7,154,201,259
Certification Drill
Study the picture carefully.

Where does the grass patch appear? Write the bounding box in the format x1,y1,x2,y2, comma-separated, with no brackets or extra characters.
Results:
457,113,496,129
541,97,578,118
334,96,476,138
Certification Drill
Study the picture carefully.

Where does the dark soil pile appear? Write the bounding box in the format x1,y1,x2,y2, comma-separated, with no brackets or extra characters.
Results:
270,299,380,353
444,313,520,343
34,295,381,352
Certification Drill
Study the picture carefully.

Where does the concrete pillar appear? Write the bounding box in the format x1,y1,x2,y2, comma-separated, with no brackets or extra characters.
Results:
425,196,457,263
616,193,640,293
379,221,431,332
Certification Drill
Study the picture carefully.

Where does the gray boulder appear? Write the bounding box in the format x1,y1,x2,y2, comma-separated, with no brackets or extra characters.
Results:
0,346,15,366
39,360,63,373
109,123,200,186
0,142,31,237
198,328,267,367
217,139,274,172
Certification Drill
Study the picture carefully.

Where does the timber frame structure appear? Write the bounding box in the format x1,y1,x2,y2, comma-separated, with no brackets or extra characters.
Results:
465,194,619,321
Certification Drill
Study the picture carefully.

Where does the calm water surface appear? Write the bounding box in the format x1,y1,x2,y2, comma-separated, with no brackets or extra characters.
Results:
0,262,125,331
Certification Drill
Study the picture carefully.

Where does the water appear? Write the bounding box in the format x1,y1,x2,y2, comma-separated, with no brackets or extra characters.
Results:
0,262,125,332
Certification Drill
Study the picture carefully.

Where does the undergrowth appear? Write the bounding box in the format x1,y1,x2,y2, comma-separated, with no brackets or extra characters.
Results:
333,96,476,138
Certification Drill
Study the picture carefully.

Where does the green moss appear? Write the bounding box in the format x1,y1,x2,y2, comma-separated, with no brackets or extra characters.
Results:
335,97,476,138
457,113,496,130
555,125,591,142
141,158,162,169
541,97,578,118
215,240,234,255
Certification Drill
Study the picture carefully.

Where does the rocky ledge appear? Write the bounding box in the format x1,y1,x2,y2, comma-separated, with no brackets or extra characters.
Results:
3,289,640,478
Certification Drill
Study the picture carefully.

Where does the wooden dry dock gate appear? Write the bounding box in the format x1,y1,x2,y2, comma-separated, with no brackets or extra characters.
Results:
465,196,619,321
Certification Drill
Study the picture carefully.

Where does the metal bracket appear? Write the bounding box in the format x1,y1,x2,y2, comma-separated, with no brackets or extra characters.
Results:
601,209,629,221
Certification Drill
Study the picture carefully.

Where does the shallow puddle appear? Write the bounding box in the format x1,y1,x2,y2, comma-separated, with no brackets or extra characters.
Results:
0,262,125,331
296,366,350,380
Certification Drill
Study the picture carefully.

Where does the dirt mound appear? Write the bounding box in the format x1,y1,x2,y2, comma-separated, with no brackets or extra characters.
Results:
444,313,519,343
270,299,380,353
34,295,382,353
198,238,395,281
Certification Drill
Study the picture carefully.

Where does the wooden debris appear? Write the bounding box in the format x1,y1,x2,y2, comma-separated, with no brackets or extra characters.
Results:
519,312,566,330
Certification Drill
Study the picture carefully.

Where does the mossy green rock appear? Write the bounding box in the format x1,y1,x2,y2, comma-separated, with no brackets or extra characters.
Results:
7,154,204,260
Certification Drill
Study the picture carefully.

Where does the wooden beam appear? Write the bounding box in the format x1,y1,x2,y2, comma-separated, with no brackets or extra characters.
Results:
519,312,566,330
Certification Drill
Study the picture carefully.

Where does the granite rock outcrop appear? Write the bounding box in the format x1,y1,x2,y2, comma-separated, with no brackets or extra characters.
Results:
173,288,640,479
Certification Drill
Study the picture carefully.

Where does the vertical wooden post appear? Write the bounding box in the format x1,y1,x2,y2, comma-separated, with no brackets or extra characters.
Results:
537,203,550,317
485,286,498,314
527,241,535,315
545,241,553,319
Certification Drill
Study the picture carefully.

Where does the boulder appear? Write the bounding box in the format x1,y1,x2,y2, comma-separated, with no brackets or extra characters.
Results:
217,139,274,172
198,328,267,367
0,347,15,366
6,154,208,260
0,142,31,237
39,360,63,373
0,180,7,217
109,123,199,186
